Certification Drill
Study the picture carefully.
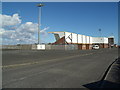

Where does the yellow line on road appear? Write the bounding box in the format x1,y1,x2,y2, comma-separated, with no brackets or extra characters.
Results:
2,53,94,68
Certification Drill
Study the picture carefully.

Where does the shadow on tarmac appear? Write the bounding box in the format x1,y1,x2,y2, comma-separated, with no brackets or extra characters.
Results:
83,57,120,89
83,80,120,89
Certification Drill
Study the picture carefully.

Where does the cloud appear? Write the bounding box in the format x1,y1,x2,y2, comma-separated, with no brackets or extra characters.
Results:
1,14,49,45
40,27,49,33
1,22,38,44
16,22,38,34
40,27,49,36
0,14,21,27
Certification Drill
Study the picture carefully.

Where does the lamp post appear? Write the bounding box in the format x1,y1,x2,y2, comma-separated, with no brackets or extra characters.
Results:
99,28,102,37
37,3,44,44
98,28,102,48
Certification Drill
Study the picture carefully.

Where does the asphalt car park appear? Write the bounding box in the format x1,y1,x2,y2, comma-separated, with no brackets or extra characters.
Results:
2,48,118,88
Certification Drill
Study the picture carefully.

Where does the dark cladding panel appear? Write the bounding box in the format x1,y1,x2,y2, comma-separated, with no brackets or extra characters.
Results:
108,38,114,45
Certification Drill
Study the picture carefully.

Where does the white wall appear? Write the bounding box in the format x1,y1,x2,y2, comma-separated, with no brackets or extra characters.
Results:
103,38,108,44
90,37,93,44
86,36,90,44
52,32,108,44
37,44,45,50
72,33,77,43
78,34,83,43
65,32,72,43
92,37,108,44
65,32,93,44
83,35,86,44
92,37,103,43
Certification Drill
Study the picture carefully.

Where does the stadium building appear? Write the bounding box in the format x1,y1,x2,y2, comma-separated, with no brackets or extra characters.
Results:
49,31,114,50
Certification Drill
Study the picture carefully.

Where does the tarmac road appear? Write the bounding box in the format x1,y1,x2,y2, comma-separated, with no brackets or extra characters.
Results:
2,48,118,88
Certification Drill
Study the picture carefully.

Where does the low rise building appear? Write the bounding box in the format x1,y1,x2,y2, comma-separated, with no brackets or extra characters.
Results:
49,31,114,50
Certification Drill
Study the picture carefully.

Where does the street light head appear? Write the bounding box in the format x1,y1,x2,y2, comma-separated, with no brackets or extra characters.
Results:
99,29,101,31
37,3,44,7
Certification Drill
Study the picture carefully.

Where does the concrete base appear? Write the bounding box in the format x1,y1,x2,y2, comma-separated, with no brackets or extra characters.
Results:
37,44,45,50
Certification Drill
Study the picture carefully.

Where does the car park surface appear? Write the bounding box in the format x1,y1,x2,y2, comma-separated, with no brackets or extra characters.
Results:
2,48,118,88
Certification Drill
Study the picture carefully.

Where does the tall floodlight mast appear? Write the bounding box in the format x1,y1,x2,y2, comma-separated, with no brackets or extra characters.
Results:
37,3,44,44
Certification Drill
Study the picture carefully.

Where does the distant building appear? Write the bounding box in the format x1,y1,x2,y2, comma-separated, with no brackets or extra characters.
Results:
49,31,114,50
108,36,115,48
108,37,114,45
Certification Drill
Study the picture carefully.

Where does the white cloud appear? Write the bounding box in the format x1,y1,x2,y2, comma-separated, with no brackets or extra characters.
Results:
40,27,49,36
40,27,49,33
0,28,5,34
0,14,21,27
16,22,38,34
1,14,49,45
